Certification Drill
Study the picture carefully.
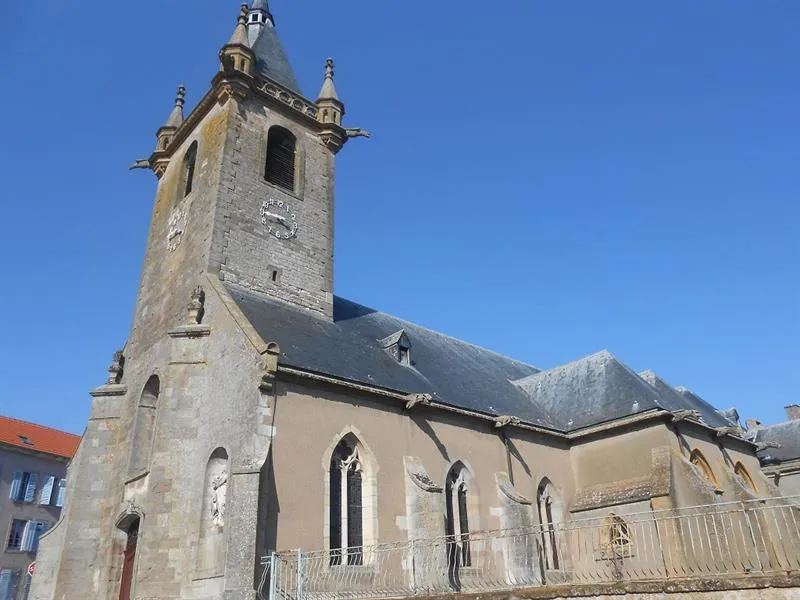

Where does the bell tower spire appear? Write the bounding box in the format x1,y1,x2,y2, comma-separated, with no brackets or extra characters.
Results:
248,0,274,45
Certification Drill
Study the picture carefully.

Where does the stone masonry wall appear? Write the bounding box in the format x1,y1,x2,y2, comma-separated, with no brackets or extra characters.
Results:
127,101,230,356
209,95,335,318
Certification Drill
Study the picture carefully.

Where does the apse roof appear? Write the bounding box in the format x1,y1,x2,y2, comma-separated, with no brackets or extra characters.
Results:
227,285,735,434
755,420,800,463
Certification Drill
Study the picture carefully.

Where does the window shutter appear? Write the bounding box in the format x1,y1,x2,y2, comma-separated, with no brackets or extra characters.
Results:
39,475,55,505
55,479,67,507
23,473,38,503
32,522,48,552
20,521,34,552
7,571,19,600
9,472,22,501
0,570,10,600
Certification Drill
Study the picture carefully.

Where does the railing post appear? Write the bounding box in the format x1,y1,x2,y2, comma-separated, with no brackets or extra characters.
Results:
410,538,417,594
268,553,279,600
296,549,305,600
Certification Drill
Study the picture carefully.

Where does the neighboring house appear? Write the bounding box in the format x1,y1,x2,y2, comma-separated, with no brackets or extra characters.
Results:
29,3,800,600
749,405,800,495
0,417,80,600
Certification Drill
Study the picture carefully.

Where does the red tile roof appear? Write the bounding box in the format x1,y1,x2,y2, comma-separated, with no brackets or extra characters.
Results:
0,416,81,459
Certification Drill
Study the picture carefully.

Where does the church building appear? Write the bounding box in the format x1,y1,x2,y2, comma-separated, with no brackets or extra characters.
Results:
30,3,794,600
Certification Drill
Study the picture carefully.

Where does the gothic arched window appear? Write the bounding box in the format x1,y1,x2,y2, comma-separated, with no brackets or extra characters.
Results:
329,438,363,565
264,126,297,192
128,376,159,476
734,462,757,492
181,141,198,198
603,514,632,559
445,462,472,568
690,449,718,488
537,478,562,570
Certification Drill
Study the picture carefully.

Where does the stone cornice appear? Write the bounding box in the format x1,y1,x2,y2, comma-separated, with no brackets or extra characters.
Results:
762,457,800,476
274,364,761,451
150,71,332,173
90,383,128,397
168,325,211,339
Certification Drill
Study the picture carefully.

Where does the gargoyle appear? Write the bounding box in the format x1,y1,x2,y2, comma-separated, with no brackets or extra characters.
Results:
345,128,370,139
129,159,151,170
494,415,520,429
755,441,782,452
671,409,701,423
405,393,432,410
715,426,742,438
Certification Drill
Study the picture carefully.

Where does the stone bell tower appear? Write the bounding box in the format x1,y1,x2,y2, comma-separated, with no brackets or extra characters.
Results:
30,4,366,600
125,1,367,357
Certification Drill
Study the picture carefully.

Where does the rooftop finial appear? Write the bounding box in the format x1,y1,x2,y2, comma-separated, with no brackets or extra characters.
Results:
317,57,340,102
227,4,250,46
175,85,186,108
164,85,186,128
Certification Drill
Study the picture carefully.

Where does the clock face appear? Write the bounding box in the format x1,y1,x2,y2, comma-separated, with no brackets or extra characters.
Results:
260,199,298,240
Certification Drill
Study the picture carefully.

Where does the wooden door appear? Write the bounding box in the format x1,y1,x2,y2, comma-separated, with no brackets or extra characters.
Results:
118,521,139,600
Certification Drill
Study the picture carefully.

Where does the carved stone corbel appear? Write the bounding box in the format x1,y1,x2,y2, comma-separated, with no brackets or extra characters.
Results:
258,342,280,393
216,80,249,106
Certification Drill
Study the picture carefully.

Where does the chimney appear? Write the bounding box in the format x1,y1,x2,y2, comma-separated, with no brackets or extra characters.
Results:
745,418,763,432
785,404,800,421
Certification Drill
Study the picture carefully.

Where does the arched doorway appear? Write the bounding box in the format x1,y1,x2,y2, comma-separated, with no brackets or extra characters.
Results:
118,518,140,600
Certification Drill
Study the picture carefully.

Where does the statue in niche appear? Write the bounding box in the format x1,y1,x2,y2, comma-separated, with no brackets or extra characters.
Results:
210,471,228,528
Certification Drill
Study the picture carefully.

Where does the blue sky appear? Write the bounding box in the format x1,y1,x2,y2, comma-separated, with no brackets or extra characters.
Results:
0,1,797,435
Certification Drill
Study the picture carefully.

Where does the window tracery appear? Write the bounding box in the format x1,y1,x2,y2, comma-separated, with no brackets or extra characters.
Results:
330,438,363,565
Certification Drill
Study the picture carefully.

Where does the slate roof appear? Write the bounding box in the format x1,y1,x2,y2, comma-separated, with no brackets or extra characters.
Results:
0,416,81,459
227,286,556,428
755,420,800,463
251,21,302,95
228,286,736,434
510,353,697,430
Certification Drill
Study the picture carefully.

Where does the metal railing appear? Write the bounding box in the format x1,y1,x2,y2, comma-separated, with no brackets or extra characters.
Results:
260,496,800,600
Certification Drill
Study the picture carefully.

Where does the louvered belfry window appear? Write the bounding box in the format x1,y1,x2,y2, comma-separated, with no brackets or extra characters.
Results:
265,127,297,192
329,438,363,565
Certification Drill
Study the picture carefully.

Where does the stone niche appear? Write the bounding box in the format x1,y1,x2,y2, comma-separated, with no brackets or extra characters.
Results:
195,447,229,579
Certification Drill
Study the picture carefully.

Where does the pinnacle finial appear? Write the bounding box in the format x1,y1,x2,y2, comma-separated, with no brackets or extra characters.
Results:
317,57,340,102
164,85,186,128
175,85,186,108
226,4,250,46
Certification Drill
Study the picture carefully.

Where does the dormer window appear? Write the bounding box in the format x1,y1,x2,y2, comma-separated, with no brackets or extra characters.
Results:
379,330,411,366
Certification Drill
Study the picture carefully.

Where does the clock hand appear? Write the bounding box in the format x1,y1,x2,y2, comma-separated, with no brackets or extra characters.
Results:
263,211,289,227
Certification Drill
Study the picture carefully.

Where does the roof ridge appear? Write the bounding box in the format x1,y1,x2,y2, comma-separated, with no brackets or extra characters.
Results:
513,349,615,382
0,415,81,439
